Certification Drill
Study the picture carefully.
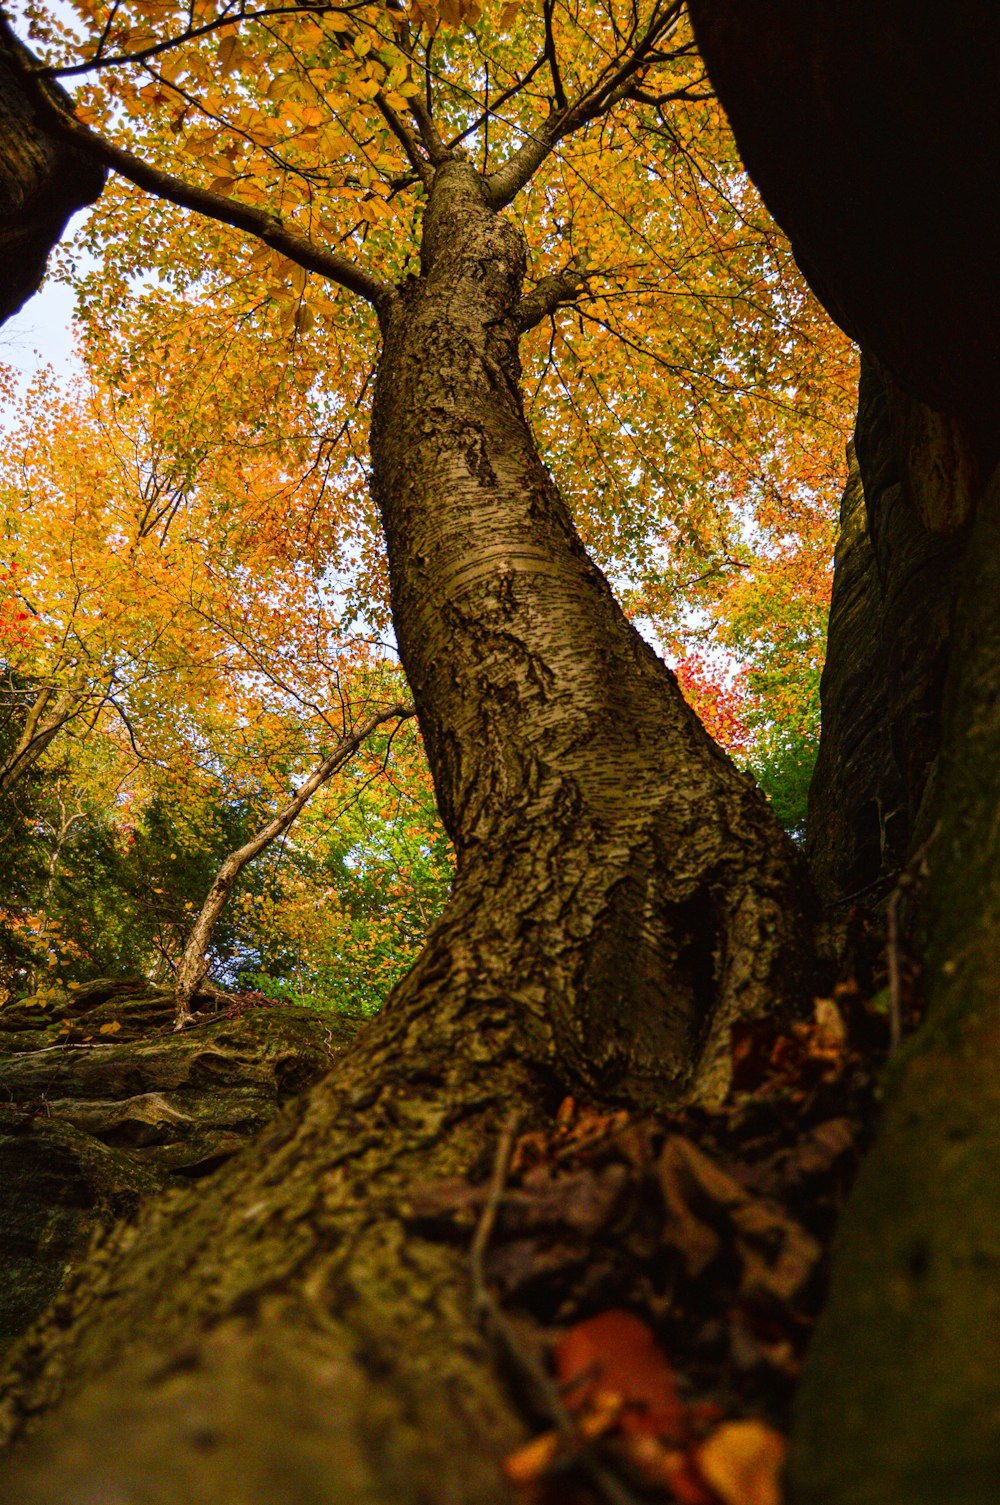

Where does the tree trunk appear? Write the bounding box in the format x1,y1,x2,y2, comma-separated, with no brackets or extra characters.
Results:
806,356,978,908
0,17,105,325
789,461,1000,1505
0,157,811,1504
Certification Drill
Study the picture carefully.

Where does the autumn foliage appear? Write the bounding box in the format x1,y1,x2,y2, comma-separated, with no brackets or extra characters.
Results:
1,0,852,991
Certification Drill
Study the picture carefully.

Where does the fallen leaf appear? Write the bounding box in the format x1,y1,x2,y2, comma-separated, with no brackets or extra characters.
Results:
658,1136,821,1304
554,1309,685,1438
783,1117,856,1179
622,1434,718,1503
695,1419,786,1505
510,1163,630,1235
502,1429,560,1486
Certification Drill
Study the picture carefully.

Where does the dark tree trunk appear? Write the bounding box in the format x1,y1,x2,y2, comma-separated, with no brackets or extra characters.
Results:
685,4,1000,1499
686,0,1000,433
806,357,979,907
0,18,104,325
0,158,811,1503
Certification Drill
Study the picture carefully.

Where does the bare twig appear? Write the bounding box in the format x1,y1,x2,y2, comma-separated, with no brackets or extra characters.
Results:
470,1115,641,1505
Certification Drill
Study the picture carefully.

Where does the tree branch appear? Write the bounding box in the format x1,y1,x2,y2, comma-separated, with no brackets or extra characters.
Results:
542,0,568,112
485,0,685,210
172,701,414,1026
408,90,449,166
15,54,395,317
34,4,364,79
517,257,593,332
374,90,433,186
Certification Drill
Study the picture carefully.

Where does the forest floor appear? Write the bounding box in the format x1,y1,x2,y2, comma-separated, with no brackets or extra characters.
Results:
416,907,911,1505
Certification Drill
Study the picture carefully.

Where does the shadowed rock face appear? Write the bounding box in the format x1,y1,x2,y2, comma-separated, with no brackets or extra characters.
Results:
0,981,356,1354
688,0,1000,436
806,360,974,907
0,18,105,325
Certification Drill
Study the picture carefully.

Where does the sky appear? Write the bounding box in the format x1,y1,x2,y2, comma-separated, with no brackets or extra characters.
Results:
1,279,78,380
0,205,92,392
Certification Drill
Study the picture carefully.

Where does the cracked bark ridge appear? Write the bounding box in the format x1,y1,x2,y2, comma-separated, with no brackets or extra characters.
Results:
0,19,105,326
0,156,811,1504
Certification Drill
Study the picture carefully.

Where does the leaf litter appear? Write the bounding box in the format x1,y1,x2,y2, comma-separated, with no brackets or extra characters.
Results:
406,965,898,1503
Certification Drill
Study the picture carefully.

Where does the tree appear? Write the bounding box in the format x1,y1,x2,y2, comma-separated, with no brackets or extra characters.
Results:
0,4,921,1504
0,355,433,1004
171,699,412,1023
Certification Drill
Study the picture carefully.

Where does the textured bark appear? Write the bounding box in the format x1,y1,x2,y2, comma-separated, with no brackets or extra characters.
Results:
790,465,1000,1505
0,157,811,1504
807,359,976,906
687,0,1000,431
0,18,104,326
372,160,810,1108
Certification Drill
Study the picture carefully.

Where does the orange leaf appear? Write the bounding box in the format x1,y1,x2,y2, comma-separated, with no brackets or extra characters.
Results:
554,1310,684,1438
502,1429,559,1486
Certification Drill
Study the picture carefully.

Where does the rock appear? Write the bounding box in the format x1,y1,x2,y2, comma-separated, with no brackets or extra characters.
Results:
0,984,358,1353
806,359,973,907
0,1113,164,1355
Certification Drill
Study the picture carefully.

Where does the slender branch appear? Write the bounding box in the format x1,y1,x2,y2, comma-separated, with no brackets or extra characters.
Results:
517,256,593,332
172,701,414,1026
408,90,449,165
14,52,394,316
444,52,547,153
542,0,568,111
374,90,432,185
35,4,364,79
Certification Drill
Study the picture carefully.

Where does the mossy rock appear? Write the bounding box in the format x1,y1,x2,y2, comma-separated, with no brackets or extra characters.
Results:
0,985,361,1355
0,1111,166,1354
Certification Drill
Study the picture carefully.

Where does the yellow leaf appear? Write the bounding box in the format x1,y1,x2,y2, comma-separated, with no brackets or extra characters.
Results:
266,73,299,104
218,35,243,78
99,1021,122,1035
695,1421,786,1505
